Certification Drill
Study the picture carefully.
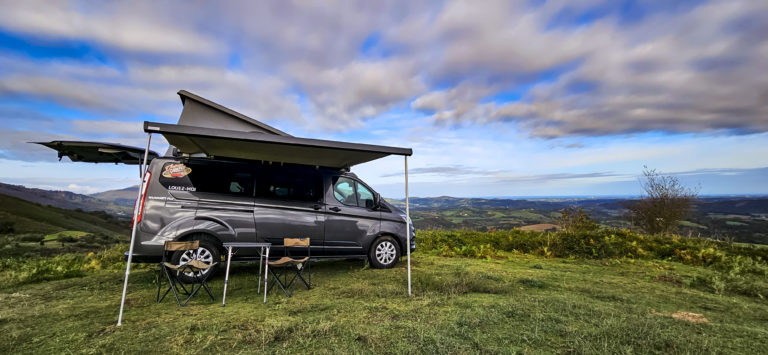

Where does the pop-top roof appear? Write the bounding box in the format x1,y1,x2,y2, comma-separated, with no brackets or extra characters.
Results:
176,90,291,136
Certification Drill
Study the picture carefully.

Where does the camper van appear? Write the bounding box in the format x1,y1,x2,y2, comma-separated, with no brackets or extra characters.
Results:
38,90,415,278
130,156,414,271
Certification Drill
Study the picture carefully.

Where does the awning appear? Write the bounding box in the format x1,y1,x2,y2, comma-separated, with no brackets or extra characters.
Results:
144,121,412,168
34,141,159,165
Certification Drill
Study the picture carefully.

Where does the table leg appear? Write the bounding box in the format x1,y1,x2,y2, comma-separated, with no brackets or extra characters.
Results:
263,246,270,304
222,246,233,307
257,246,264,293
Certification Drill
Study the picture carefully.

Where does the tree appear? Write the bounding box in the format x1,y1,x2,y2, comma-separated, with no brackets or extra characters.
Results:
557,206,599,232
625,166,699,235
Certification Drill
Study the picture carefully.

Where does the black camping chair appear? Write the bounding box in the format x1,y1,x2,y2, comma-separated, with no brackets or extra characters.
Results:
267,238,312,297
156,240,217,306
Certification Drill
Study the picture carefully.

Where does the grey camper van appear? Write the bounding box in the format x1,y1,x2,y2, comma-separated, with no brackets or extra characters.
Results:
38,90,415,276
128,156,414,270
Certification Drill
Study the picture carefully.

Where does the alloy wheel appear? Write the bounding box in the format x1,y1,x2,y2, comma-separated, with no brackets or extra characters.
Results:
375,241,397,265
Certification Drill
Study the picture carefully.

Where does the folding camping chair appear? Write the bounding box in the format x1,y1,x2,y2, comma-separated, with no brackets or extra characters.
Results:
267,238,312,297
156,240,217,306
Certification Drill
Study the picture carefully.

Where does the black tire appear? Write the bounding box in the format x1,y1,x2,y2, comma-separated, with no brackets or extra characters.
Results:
171,235,221,284
368,236,400,269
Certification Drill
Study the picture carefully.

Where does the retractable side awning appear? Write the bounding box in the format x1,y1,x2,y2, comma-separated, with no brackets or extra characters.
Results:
35,141,159,165
144,121,412,169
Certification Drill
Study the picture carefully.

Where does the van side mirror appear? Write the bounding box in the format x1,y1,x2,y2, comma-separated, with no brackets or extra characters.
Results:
374,192,381,209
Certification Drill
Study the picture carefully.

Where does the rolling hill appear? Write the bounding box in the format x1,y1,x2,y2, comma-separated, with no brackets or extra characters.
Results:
0,182,132,217
0,192,129,236
89,185,139,207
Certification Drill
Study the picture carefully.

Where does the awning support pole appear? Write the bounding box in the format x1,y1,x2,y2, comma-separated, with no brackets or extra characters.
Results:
117,133,152,326
405,156,411,296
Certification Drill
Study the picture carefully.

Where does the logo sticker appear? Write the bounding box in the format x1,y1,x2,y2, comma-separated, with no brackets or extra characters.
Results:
162,163,192,178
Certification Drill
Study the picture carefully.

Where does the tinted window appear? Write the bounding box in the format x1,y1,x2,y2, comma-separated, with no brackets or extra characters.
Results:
255,167,321,202
357,183,375,208
158,161,253,196
333,176,376,208
333,177,357,206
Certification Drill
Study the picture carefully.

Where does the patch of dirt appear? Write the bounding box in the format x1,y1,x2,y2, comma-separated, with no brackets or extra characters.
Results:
651,310,709,323
672,312,708,323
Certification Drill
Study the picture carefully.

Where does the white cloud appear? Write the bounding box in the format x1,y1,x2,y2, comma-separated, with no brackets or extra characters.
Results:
411,0,768,137
288,60,425,129
0,1,221,55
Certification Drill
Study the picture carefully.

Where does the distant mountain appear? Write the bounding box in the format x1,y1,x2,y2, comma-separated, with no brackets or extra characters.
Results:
0,182,132,217
387,196,768,244
90,185,139,207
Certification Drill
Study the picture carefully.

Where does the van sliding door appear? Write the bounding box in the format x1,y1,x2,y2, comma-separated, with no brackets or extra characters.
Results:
253,166,325,257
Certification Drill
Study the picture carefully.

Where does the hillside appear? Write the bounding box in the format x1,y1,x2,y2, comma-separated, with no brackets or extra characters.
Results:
90,185,139,207
0,192,130,257
0,193,129,236
0,182,132,217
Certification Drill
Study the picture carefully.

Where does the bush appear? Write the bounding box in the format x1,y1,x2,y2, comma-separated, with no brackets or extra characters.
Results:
18,234,44,243
417,229,768,267
557,207,599,232
0,221,15,234
0,244,130,286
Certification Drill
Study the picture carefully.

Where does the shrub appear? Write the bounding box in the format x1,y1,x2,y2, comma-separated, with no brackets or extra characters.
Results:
18,234,44,243
557,207,599,232
0,244,130,286
417,229,768,268
0,221,15,234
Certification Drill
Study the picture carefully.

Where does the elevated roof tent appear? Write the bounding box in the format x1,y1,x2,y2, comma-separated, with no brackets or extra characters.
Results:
176,90,291,137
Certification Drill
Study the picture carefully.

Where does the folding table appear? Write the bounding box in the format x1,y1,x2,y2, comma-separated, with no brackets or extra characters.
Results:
221,242,271,305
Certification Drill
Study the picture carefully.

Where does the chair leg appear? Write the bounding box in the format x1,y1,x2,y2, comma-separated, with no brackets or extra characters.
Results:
156,266,163,302
198,269,215,301
268,267,292,297
158,266,183,306
285,263,311,290
180,267,215,306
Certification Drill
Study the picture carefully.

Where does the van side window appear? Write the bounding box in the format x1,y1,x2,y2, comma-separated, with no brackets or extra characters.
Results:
333,177,375,208
357,183,375,208
158,161,253,196
333,177,357,206
255,168,321,202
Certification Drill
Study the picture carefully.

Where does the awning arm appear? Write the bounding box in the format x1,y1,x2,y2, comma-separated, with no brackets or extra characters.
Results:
405,155,412,296
117,132,152,326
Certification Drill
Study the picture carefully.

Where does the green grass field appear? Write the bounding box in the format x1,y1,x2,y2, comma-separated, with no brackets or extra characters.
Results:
2,252,767,354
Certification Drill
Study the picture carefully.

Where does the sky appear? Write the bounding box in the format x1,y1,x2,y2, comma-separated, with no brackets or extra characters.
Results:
0,0,766,198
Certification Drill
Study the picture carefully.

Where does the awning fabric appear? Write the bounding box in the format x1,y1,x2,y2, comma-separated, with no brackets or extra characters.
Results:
144,121,412,169
35,141,159,165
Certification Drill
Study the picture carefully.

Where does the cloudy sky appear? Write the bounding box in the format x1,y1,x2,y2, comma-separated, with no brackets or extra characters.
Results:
0,0,766,198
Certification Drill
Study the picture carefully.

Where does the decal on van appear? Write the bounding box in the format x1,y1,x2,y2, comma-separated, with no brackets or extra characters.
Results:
168,185,196,192
162,163,192,178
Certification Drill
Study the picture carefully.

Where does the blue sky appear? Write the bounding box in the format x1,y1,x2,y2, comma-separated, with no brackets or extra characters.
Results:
0,0,766,198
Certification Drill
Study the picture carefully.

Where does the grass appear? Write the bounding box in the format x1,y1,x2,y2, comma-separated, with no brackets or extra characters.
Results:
43,230,89,241
1,252,767,354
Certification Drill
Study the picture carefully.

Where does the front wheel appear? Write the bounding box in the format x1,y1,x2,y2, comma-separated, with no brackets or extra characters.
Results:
368,236,400,269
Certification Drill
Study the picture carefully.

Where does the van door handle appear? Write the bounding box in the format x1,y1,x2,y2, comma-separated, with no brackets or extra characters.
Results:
329,207,341,212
